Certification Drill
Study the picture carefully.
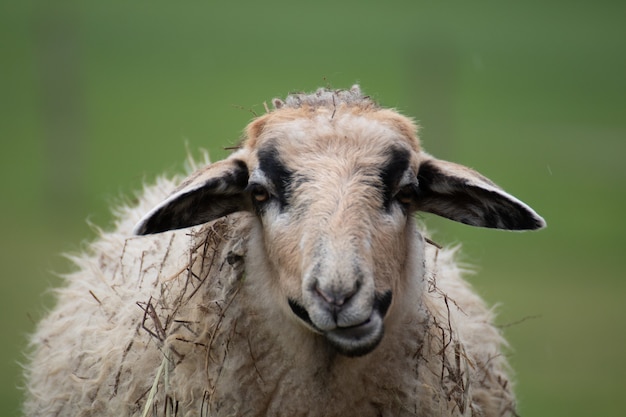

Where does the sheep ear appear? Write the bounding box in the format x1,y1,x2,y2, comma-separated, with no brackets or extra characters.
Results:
133,156,250,235
416,156,546,230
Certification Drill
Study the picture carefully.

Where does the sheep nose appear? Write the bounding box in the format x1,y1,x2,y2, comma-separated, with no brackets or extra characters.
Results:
314,283,358,309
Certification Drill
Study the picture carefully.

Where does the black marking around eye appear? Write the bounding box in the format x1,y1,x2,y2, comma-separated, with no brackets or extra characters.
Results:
379,147,411,209
257,145,293,208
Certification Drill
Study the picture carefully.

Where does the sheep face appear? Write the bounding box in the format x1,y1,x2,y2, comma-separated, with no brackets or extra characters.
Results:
244,112,420,356
134,87,545,357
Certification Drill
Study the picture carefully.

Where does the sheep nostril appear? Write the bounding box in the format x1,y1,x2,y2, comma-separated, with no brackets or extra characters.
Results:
314,283,358,308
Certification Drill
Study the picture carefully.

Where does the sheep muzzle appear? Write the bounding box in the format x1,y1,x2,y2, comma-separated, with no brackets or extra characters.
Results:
288,290,392,357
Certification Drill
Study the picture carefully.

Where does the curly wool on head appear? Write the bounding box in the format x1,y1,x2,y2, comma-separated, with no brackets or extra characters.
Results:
23,85,544,417
272,85,377,111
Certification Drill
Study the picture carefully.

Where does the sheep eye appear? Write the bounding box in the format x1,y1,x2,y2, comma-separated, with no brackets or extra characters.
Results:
249,184,270,203
395,185,415,205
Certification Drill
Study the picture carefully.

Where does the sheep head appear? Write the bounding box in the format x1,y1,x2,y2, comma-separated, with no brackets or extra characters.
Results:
134,86,545,357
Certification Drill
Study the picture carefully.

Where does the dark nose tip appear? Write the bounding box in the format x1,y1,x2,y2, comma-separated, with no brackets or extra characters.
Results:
314,283,358,309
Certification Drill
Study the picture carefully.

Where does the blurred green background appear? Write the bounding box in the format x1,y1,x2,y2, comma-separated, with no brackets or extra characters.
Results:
2,0,624,415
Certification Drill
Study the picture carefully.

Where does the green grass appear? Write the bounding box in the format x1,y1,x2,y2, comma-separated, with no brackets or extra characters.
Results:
2,0,625,415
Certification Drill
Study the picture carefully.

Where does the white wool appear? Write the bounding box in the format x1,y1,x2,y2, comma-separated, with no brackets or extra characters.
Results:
23,176,514,416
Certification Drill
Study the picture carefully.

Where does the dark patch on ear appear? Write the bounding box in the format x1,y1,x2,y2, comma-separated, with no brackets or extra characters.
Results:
379,147,411,209
417,159,467,193
417,160,545,230
257,145,293,208
137,188,247,235
135,162,249,235
231,159,248,179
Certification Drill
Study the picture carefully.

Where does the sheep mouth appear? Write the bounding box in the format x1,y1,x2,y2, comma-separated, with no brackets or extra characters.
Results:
324,316,384,357
287,290,393,357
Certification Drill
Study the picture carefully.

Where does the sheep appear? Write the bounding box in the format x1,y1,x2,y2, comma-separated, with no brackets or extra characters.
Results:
23,85,545,417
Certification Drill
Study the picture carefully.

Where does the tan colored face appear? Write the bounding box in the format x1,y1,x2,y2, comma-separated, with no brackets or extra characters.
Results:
245,110,421,356
134,88,545,357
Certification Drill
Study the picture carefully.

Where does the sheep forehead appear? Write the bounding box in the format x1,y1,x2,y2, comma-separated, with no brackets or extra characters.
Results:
250,110,420,172
245,120,421,252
